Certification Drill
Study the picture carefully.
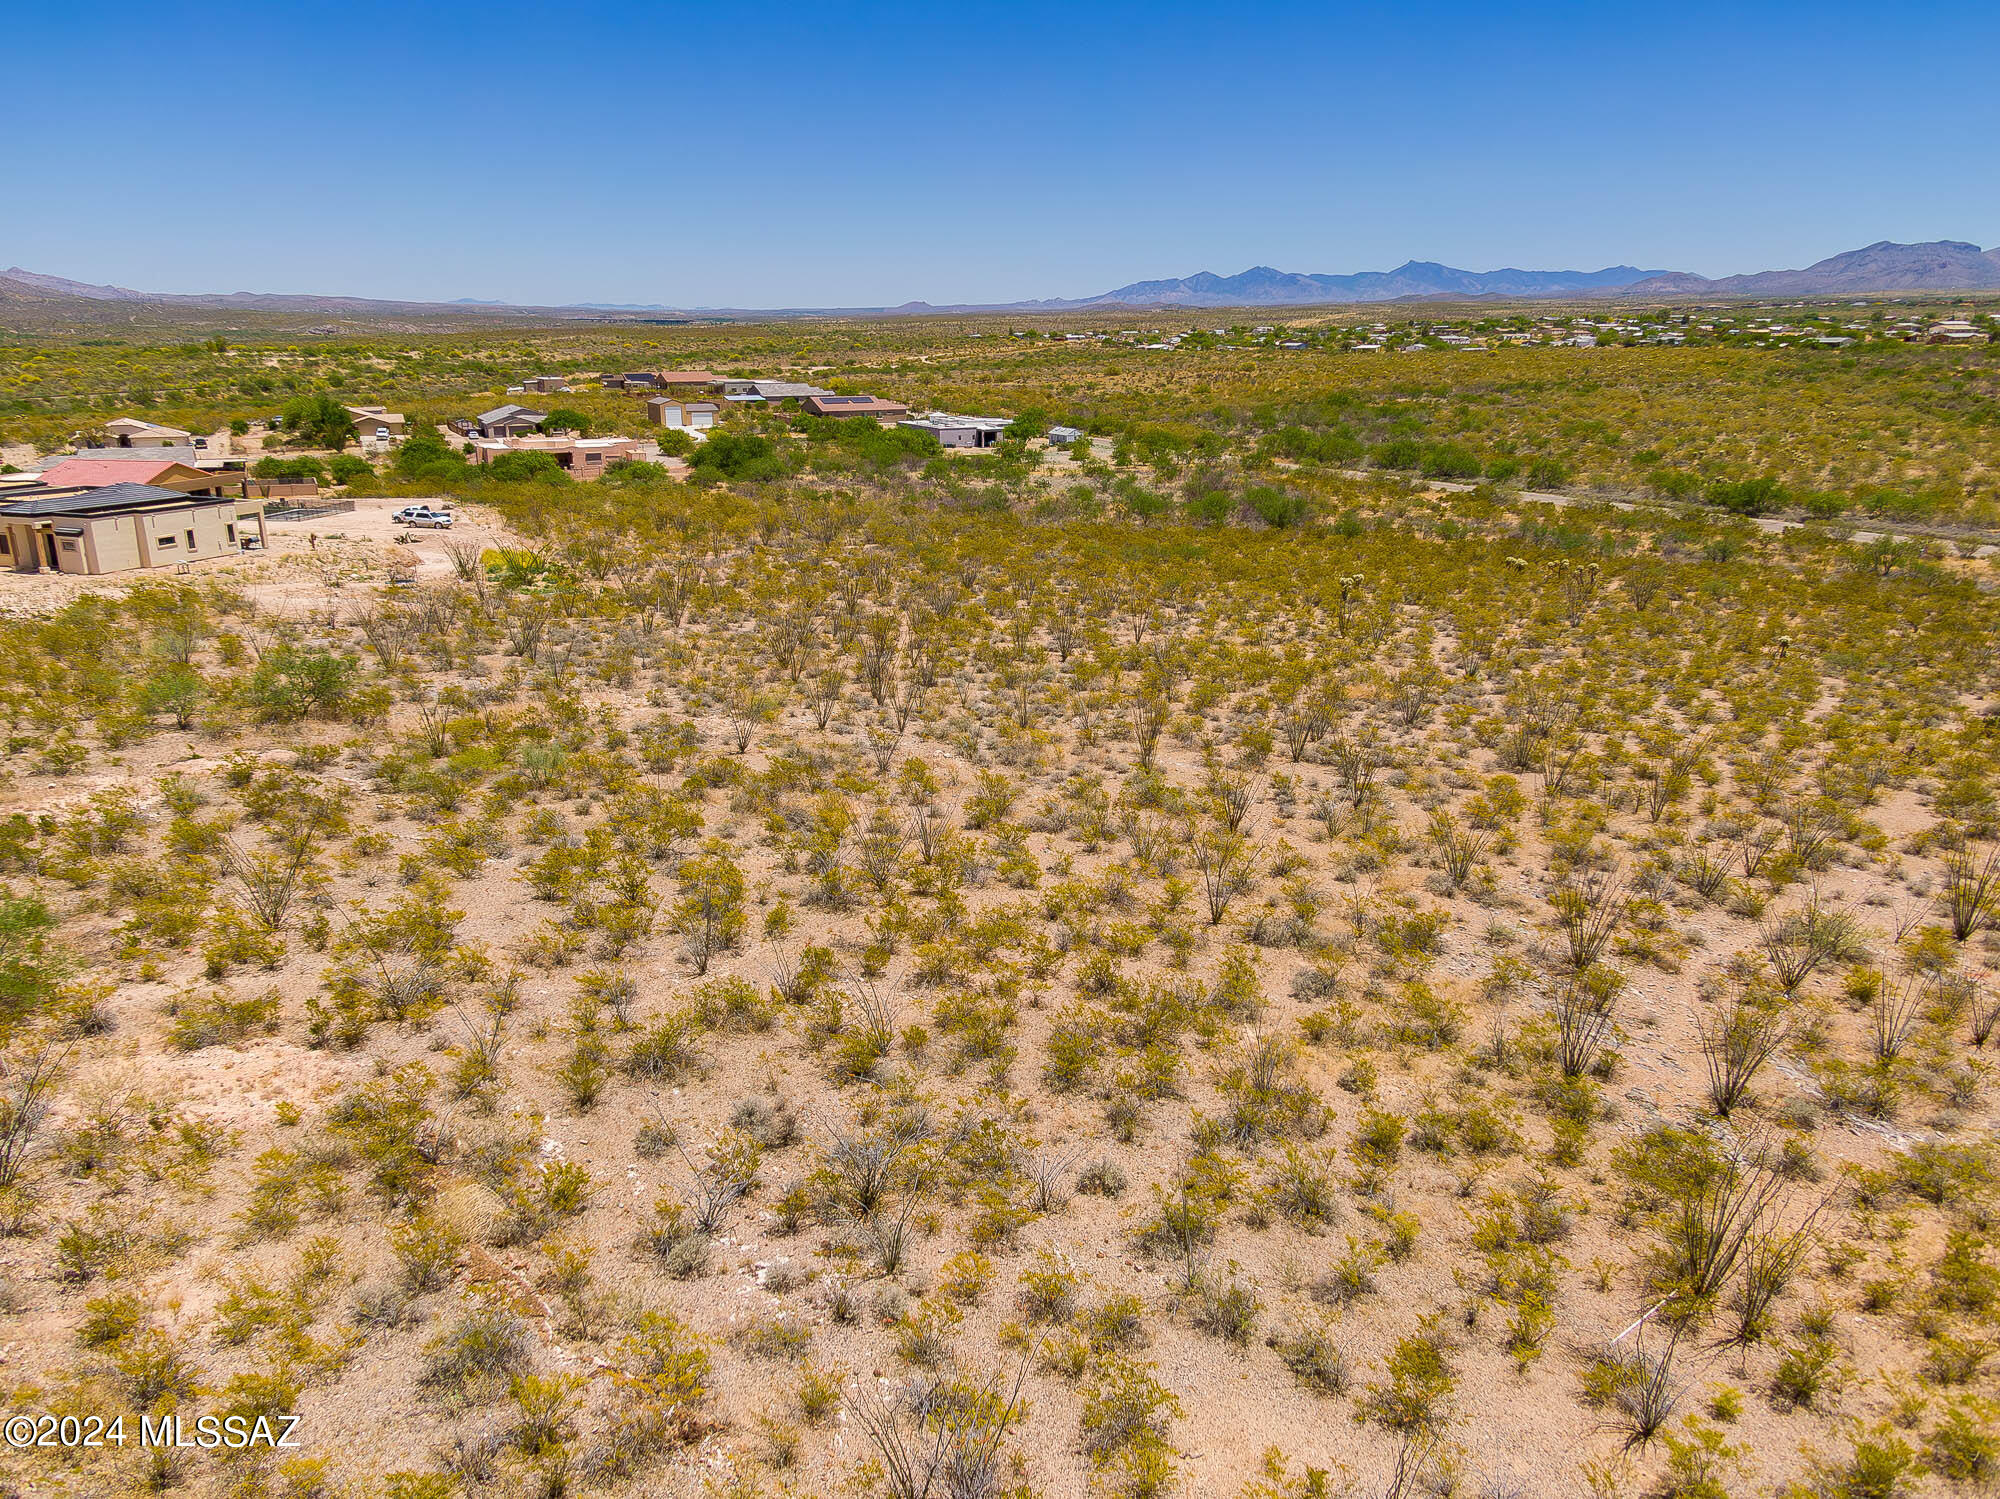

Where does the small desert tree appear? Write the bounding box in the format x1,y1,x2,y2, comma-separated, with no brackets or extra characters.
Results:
673,842,745,975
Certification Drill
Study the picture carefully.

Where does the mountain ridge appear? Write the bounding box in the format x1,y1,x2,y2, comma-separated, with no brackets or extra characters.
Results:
5,241,1998,320
1081,260,1674,306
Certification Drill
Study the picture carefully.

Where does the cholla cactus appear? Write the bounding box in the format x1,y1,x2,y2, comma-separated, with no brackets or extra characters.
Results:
1334,573,1365,634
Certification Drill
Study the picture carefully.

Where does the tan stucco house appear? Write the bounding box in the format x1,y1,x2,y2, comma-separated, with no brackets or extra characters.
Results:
346,405,407,439
467,434,657,480
0,483,267,576
102,417,194,448
645,397,718,430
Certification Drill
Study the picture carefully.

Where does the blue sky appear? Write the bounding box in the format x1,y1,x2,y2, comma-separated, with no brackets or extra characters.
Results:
6,0,1996,307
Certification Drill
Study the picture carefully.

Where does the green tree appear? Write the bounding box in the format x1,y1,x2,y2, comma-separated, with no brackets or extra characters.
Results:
690,432,785,481
141,665,207,729
0,894,64,1038
250,456,326,483
540,407,593,436
279,393,356,450
672,842,745,975
487,451,568,483
393,430,467,480
243,647,360,722
1006,405,1050,440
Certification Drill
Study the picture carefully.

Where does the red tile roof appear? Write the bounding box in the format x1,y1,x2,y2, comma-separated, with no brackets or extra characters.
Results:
38,458,188,488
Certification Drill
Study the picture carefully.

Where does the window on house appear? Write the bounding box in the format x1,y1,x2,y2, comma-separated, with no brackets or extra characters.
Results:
186,530,197,549
157,534,177,547
0,535,10,555
226,524,236,542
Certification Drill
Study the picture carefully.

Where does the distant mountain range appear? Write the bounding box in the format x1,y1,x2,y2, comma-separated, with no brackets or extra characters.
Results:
1059,241,2000,307
1617,240,2000,299
1073,261,1673,306
5,240,1999,320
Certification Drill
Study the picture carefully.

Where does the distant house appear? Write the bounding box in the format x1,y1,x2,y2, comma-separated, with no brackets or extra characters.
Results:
475,404,547,438
0,482,266,575
346,405,406,442
469,434,657,479
654,371,716,389
620,371,665,390
1047,426,1085,445
645,398,719,430
1926,320,1986,345
899,413,1013,449
102,417,193,449
36,457,230,496
522,375,571,394
712,378,836,404
801,394,910,421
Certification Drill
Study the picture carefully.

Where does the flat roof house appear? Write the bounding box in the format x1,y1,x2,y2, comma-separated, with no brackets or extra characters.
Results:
645,397,719,430
469,434,658,479
801,394,910,420
475,404,547,438
654,371,716,389
751,379,835,403
102,417,193,449
522,375,571,394
899,412,1014,448
0,482,266,575
713,378,836,403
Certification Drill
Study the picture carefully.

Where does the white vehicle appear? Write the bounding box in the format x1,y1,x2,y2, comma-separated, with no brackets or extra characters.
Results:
395,506,454,529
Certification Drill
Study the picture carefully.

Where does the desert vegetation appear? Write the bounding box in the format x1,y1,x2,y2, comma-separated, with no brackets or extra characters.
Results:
5,296,2000,528
0,307,1996,1499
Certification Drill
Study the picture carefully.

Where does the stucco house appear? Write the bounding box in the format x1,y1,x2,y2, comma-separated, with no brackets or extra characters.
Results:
711,378,835,403
102,417,194,449
645,397,719,430
0,483,267,575
475,404,547,438
802,394,910,420
468,434,658,479
34,456,230,496
898,412,1013,448
346,405,406,440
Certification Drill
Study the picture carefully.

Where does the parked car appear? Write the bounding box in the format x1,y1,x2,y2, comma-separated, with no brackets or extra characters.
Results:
396,506,454,529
